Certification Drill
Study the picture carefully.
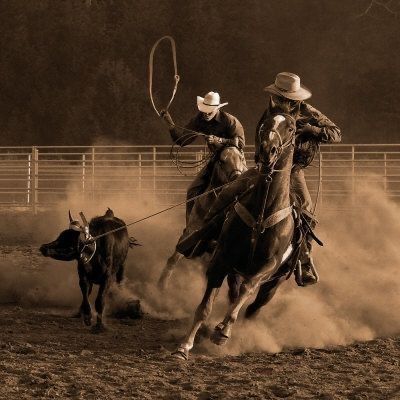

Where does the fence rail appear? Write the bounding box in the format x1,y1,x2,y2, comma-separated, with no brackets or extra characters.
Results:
0,144,399,212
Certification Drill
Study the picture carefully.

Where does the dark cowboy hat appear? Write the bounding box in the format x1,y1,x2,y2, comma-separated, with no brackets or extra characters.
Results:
264,72,312,101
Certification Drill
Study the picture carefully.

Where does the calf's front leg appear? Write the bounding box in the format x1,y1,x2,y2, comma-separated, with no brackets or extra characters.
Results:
79,276,92,326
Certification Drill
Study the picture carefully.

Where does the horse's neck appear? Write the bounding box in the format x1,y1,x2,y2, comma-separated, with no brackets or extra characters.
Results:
255,147,294,216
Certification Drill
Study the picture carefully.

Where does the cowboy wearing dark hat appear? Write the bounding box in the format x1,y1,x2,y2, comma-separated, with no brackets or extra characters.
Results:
259,72,341,285
178,73,341,286
160,91,246,222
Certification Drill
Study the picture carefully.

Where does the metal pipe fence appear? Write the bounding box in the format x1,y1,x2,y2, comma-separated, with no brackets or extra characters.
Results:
0,144,399,212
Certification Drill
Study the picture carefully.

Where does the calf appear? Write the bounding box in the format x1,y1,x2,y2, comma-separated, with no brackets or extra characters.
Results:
40,208,138,332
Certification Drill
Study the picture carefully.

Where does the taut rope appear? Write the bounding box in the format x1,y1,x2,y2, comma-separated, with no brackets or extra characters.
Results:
88,175,252,242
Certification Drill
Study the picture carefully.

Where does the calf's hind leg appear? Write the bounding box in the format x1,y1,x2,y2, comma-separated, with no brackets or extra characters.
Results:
92,273,112,333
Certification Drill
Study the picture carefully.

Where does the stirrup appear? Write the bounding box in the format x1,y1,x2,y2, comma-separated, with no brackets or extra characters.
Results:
295,258,319,287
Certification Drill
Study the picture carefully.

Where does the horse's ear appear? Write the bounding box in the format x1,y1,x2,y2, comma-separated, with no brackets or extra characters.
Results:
268,96,277,111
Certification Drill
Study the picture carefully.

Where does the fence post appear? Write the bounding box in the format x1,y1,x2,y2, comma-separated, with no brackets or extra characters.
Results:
138,153,142,199
31,146,39,214
319,152,323,207
153,147,156,204
82,154,86,200
351,145,355,204
384,152,387,194
27,153,31,205
91,147,95,201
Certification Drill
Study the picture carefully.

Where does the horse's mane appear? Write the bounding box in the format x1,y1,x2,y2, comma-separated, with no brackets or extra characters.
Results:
270,98,299,118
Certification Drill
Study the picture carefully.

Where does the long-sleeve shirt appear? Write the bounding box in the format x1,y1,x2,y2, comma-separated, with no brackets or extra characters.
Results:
255,99,341,167
170,110,245,150
297,102,341,144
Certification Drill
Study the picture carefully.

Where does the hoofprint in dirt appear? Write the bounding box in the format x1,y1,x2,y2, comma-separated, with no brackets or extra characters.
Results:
0,305,399,400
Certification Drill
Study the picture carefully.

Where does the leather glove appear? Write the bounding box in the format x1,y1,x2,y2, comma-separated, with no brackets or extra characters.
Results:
297,123,321,138
206,135,225,146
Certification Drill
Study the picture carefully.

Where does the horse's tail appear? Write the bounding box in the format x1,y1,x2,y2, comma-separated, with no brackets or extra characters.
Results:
129,237,141,248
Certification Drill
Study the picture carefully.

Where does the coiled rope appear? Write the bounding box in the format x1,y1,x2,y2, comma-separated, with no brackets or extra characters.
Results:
148,35,212,175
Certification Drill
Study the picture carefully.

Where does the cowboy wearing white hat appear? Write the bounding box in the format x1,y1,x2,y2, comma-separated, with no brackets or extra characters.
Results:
258,72,341,285
160,91,245,222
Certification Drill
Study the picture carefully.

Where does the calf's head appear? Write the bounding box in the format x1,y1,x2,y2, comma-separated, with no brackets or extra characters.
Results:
40,211,84,261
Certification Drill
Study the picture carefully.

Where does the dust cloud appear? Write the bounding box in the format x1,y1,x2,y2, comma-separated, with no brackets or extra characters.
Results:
0,175,399,354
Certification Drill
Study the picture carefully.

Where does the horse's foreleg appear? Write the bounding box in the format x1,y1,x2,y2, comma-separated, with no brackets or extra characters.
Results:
245,274,286,319
157,250,183,290
172,284,220,360
212,258,277,345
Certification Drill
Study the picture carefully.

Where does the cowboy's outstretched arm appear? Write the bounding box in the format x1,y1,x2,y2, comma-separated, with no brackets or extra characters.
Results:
160,110,197,146
298,103,341,143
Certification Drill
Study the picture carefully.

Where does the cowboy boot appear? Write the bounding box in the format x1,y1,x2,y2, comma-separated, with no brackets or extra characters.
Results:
296,216,319,286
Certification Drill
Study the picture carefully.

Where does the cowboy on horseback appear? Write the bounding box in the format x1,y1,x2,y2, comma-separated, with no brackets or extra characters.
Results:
259,72,341,285
177,73,341,286
160,91,246,222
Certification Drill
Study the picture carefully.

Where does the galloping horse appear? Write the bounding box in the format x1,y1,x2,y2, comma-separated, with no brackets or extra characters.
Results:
172,100,298,360
157,145,247,288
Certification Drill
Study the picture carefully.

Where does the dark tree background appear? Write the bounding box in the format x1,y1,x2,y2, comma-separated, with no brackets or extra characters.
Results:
0,0,399,146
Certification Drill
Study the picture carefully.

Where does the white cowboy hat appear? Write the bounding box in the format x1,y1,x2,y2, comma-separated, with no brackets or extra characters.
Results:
264,72,312,101
197,91,228,113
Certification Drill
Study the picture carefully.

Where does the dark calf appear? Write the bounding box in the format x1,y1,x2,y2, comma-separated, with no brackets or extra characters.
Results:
40,208,138,332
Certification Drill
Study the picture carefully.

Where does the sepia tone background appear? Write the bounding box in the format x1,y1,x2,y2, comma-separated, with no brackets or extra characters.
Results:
0,0,399,146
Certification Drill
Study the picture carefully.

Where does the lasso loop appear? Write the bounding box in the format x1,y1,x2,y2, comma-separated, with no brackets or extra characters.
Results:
149,36,211,174
149,36,180,116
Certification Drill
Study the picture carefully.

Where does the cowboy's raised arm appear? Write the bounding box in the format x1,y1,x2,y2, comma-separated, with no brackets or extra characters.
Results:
298,103,341,143
160,110,198,147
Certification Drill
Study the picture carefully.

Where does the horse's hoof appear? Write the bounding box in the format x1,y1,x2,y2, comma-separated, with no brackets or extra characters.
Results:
90,324,106,334
83,315,92,326
210,327,229,346
171,347,189,361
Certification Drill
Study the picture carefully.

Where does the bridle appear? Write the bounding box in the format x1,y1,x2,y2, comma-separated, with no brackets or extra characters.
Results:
216,146,246,182
257,112,297,174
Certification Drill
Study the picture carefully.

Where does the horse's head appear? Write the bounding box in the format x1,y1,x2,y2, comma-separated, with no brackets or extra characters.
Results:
256,97,298,169
217,146,247,182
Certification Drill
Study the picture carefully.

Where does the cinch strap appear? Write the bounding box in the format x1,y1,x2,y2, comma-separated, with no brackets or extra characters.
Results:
234,202,292,231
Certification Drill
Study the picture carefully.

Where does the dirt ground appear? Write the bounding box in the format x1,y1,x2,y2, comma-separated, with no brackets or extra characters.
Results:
0,243,399,400
0,203,399,400
0,303,399,400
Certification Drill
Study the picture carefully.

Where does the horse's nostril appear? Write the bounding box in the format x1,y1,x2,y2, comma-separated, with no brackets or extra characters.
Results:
39,245,47,256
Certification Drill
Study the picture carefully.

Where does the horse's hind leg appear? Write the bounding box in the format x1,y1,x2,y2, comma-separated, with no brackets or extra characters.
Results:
157,250,183,290
245,275,286,319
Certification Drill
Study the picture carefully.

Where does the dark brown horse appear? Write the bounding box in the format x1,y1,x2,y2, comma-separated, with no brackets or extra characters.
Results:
158,145,247,288
172,101,298,360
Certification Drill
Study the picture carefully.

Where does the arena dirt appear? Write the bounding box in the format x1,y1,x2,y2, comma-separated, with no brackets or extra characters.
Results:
0,181,399,399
